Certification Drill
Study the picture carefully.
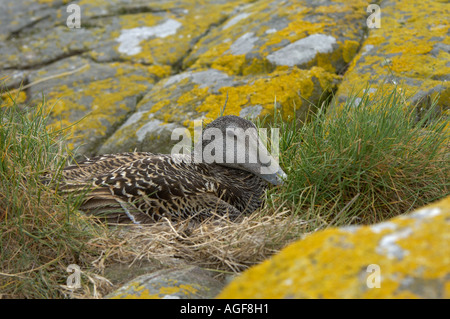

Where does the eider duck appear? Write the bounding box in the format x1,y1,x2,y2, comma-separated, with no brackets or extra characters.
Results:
50,115,287,224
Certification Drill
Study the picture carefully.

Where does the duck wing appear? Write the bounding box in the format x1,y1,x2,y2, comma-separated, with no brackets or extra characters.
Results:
57,153,245,223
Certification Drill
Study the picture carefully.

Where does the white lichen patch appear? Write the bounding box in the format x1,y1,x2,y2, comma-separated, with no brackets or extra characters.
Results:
339,225,360,233
116,19,182,55
136,117,177,142
376,228,412,260
162,295,181,299
370,221,397,234
163,69,230,89
222,12,251,30
239,105,263,118
408,207,442,220
228,32,258,55
361,44,375,56
267,34,337,66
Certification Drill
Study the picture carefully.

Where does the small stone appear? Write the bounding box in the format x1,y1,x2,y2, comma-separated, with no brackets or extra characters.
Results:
107,266,226,299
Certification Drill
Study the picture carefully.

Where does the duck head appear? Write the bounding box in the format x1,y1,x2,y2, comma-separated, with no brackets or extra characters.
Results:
193,115,287,185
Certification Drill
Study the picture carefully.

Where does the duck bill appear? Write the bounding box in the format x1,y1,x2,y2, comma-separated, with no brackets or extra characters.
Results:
259,166,287,185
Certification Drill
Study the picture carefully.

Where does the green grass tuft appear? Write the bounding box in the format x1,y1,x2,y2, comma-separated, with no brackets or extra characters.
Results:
265,86,449,226
0,91,111,298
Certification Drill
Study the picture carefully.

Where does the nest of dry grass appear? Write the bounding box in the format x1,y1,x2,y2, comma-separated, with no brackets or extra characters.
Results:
54,207,309,298
92,207,308,275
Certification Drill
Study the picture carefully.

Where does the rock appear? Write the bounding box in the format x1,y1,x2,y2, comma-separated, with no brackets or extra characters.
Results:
27,56,166,155
0,0,62,42
98,66,338,154
332,0,450,110
1,0,368,155
3,0,446,156
218,196,450,298
0,0,256,155
183,0,368,75
0,0,248,68
107,266,225,299
0,69,29,89
81,0,251,66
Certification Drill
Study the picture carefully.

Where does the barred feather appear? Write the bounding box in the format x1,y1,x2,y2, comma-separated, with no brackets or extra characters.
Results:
46,116,284,224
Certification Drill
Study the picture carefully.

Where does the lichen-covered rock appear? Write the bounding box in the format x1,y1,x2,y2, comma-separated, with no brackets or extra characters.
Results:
27,56,167,154
0,69,29,89
82,0,254,65
0,0,257,155
184,0,368,76
0,0,62,42
98,66,338,154
0,0,252,69
218,196,450,299
1,0,370,156
333,0,450,110
107,266,225,299
5,0,446,157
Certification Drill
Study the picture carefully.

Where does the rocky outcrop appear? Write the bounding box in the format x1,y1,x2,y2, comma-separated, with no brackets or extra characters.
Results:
1,0,370,155
332,0,450,112
218,196,450,299
107,266,226,299
26,56,164,154
98,66,337,154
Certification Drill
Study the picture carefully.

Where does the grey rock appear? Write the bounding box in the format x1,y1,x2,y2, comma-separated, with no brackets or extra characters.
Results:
266,34,337,67
98,66,337,155
106,266,226,299
183,0,367,73
27,56,157,155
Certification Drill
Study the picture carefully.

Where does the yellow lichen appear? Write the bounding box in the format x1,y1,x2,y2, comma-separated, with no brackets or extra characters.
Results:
187,0,367,77
218,196,450,299
114,2,245,66
193,67,337,121
177,86,209,106
334,0,450,108
342,40,361,64
1,91,27,106
40,63,158,150
110,280,201,299
212,54,247,76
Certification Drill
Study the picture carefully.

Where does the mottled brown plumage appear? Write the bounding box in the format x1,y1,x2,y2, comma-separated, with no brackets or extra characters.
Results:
47,116,286,224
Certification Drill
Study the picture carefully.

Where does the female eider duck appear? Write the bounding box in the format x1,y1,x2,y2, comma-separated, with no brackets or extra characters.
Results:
52,115,287,224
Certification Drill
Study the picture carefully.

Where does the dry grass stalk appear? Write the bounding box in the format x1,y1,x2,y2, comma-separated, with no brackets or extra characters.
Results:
89,207,309,275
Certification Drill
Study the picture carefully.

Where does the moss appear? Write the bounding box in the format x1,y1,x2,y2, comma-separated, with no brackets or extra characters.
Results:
218,196,450,299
